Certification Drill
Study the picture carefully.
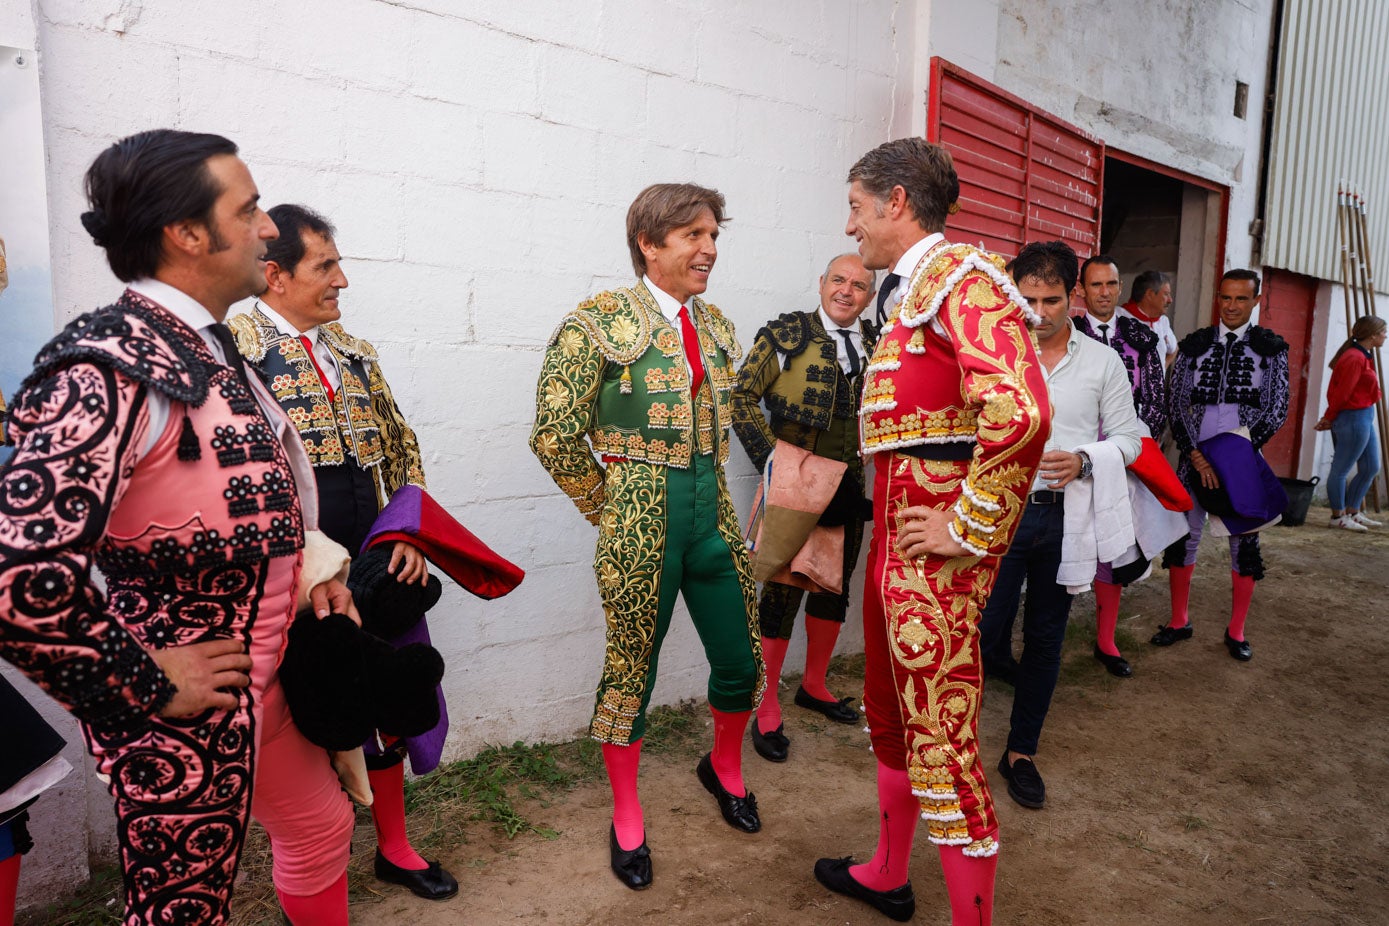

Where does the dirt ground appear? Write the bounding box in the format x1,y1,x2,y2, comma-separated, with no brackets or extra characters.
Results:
46,504,1386,925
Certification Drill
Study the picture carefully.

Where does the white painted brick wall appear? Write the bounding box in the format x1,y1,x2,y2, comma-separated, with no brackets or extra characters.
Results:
17,0,908,904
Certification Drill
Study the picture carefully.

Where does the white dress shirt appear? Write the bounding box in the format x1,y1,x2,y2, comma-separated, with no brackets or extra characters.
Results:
817,307,864,376
883,232,947,337
255,301,342,391
643,274,697,381
125,280,318,522
1033,320,1144,492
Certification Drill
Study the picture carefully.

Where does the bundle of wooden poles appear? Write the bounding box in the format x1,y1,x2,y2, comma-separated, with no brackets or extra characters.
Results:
1336,183,1388,509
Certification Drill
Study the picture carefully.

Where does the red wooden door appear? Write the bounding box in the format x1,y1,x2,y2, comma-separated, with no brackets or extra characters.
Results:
927,57,1104,262
1258,267,1318,477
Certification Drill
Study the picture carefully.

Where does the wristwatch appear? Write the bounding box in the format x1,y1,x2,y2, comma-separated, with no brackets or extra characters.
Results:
1077,451,1093,480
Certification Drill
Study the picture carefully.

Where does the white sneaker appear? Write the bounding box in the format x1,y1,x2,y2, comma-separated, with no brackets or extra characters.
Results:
1331,515,1369,532
1351,512,1384,527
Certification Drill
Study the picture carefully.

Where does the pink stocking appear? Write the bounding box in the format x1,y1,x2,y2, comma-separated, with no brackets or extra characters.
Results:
937,843,998,926
369,762,428,871
757,636,790,734
849,762,919,891
1094,580,1123,656
602,740,645,851
0,854,19,926
709,706,751,797
1167,564,1195,629
1229,571,1255,641
802,616,842,701
278,871,348,926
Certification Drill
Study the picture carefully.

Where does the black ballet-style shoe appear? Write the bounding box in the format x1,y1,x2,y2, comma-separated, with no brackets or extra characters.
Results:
696,753,761,832
1150,623,1194,647
1092,645,1133,678
750,722,790,762
793,686,859,723
1224,630,1252,661
608,824,652,890
373,849,459,900
813,855,915,922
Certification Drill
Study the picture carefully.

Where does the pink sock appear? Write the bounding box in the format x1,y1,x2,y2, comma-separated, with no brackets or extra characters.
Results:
278,871,348,926
1094,580,1123,656
0,853,19,926
849,762,919,891
758,636,790,734
802,616,842,702
1229,571,1255,641
709,706,751,797
937,844,998,926
368,762,428,871
1168,564,1195,629
602,740,645,851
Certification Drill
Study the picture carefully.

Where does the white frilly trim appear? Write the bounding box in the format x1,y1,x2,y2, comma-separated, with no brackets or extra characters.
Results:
860,400,898,413
963,839,1001,858
927,831,974,846
960,480,1001,513
866,360,902,372
905,339,926,354
947,517,990,557
956,508,998,535
920,808,967,823
898,251,1042,331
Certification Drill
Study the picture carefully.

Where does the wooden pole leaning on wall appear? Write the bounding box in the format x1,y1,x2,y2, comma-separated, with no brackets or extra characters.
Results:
1350,190,1389,512
1337,185,1357,336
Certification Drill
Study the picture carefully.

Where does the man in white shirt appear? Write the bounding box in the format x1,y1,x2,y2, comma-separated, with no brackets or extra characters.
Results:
731,254,878,762
978,240,1142,811
1119,270,1180,364
0,129,356,924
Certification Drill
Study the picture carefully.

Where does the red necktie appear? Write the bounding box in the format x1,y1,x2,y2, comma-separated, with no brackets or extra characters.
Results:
677,305,706,397
299,335,336,402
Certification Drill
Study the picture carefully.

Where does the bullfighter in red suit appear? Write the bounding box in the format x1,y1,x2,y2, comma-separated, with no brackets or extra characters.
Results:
0,130,358,925
812,138,1050,925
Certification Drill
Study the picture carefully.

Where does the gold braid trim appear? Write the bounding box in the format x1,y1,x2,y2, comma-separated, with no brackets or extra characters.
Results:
552,290,655,366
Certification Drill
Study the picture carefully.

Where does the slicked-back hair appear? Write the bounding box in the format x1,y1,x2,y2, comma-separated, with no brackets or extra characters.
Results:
1008,240,1079,293
822,253,878,291
81,129,239,282
847,138,959,233
1220,267,1261,296
626,183,727,277
1130,270,1172,303
265,204,337,275
1079,253,1119,285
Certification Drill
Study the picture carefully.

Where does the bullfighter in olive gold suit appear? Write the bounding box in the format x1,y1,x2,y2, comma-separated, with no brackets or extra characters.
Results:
529,183,764,891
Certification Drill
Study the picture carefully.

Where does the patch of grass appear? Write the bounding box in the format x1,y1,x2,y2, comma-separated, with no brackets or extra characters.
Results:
17,864,122,926
407,738,603,843
641,699,708,756
1183,814,1209,831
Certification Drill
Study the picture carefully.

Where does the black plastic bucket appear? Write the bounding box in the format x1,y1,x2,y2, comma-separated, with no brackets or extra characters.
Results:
1278,475,1320,526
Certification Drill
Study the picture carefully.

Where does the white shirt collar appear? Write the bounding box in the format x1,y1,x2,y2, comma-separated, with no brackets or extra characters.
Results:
891,232,946,280
257,300,317,341
1087,312,1118,330
643,275,688,323
127,278,218,334
1219,321,1251,340
818,306,860,337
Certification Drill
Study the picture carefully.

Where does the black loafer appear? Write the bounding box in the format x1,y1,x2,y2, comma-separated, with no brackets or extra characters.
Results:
1092,646,1133,678
1150,623,1194,647
813,856,915,922
997,752,1045,809
1223,631,1252,661
696,753,760,832
608,824,652,890
793,686,859,724
373,849,459,900
751,722,790,763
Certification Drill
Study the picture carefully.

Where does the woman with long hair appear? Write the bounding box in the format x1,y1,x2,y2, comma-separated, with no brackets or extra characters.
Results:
1315,314,1387,530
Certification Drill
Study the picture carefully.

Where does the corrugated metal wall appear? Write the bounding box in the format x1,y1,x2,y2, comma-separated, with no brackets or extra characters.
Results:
1263,0,1389,291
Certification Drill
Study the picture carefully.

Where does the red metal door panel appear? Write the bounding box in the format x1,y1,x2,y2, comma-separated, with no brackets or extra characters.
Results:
928,58,1104,262
1258,268,1318,477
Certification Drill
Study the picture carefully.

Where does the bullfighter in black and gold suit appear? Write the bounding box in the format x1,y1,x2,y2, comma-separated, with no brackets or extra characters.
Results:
731,253,879,763
230,205,459,903
529,183,764,891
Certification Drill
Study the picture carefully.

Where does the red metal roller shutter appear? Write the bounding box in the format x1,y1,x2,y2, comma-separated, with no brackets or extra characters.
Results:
927,58,1104,262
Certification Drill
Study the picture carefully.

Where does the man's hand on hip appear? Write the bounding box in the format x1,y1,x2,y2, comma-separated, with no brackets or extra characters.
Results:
896,505,970,559
152,639,253,717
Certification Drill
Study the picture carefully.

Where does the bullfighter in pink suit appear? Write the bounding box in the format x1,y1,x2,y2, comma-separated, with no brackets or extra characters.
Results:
0,130,358,925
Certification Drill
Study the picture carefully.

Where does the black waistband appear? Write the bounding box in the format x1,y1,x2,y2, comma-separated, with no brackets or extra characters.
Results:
896,442,976,462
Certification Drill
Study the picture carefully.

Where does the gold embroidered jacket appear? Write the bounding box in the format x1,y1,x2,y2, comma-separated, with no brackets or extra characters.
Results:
529,283,741,525
229,306,426,506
